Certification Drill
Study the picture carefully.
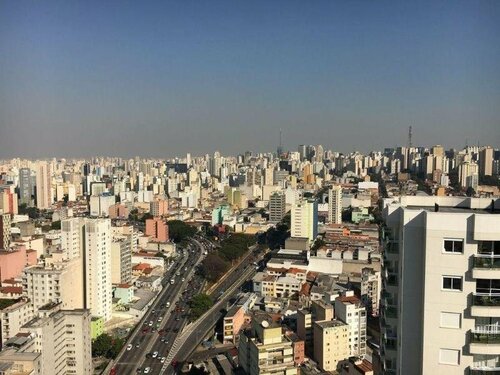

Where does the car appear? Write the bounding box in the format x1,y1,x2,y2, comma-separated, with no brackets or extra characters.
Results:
144,367,151,374
152,351,158,358
166,302,170,308
135,343,140,348
148,321,153,326
142,328,149,334
161,357,166,363
127,344,133,351
152,310,156,314
175,317,180,321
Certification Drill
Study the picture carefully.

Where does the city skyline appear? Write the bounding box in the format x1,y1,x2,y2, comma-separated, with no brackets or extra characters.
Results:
1,1,500,158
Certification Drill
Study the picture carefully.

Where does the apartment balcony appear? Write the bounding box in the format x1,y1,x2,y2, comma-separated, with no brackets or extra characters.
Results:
469,331,500,355
470,367,500,374
473,256,500,279
471,294,500,317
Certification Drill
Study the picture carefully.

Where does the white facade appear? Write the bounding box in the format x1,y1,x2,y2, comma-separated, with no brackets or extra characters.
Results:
84,218,112,321
291,199,318,242
328,185,342,224
35,162,53,209
381,196,500,375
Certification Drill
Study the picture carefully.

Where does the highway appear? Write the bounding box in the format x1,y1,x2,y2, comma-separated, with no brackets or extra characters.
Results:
160,245,265,374
112,238,207,375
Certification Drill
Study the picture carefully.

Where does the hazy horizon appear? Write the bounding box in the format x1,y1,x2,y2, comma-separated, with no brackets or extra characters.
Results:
1,1,500,158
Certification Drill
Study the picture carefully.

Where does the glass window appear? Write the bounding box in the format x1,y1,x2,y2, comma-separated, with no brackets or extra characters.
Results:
443,276,462,291
444,239,463,254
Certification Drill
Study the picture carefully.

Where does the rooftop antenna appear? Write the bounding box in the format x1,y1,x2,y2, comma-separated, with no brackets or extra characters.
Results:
408,126,413,148
277,128,283,156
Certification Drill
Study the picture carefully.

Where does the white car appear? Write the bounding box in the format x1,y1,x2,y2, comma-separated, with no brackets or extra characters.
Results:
152,351,158,358
126,344,132,351
160,357,166,363
144,367,151,374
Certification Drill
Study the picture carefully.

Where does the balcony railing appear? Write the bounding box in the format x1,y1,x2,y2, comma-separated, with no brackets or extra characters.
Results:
472,294,500,307
470,367,500,375
470,331,500,344
474,256,500,269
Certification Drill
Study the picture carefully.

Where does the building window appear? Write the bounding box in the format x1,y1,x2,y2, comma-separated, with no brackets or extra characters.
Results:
442,276,462,291
443,239,463,254
440,312,461,329
439,348,460,365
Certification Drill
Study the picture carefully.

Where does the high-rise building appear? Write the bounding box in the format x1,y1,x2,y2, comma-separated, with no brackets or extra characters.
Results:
361,267,381,317
17,305,92,375
335,291,367,357
269,191,286,223
291,199,318,242
458,161,479,189
19,168,33,205
35,161,53,209
313,320,349,372
239,313,298,375
0,190,18,215
380,196,500,375
145,217,169,242
479,146,494,178
23,257,85,311
84,218,112,321
61,218,85,260
150,198,168,217
111,236,132,284
328,185,342,224
0,212,11,250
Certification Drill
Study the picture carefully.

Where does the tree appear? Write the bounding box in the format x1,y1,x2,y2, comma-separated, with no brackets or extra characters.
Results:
91,334,124,359
199,253,228,282
92,334,113,357
167,220,197,243
51,221,61,230
189,294,213,321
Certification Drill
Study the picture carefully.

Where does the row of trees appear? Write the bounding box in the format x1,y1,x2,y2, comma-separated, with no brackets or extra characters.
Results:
199,233,255,283
167,220,198,243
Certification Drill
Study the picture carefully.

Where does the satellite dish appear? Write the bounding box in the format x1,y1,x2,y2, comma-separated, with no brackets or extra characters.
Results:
261,320,269,328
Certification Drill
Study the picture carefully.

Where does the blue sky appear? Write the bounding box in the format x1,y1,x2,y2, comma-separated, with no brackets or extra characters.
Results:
0,1,499,158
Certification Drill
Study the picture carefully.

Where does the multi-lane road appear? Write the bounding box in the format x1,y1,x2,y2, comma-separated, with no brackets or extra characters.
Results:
112,236,262,375
161,245,265,374
112,238,207,374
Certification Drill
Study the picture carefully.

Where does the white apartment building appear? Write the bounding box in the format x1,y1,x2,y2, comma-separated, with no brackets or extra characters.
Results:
35,161,53,210
111,236,132,284
252,272,303,299
23,256,84,311
313,320,350,372
361,267,381,317
19,306,92,375
335,291,367,357
291,199,318,242
328,185,342,224
61,218,84,260
0,300,34,347
84,218,112,321
381,196,500,375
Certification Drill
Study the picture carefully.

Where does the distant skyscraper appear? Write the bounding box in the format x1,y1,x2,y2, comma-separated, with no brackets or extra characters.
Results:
479,146,494,177
19,168,33,205
328,185,342,224
269,191,286,223
35,162,53,209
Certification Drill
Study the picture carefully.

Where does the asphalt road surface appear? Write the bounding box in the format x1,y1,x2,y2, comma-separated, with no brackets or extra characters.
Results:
112,238,207,374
